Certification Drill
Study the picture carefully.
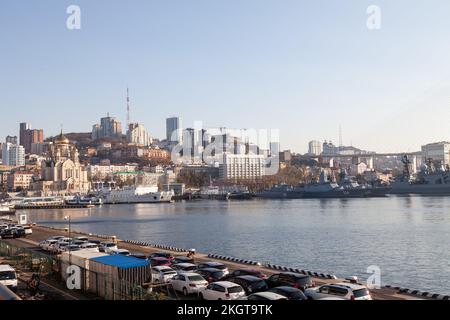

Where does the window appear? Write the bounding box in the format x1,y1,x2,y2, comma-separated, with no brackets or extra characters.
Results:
319,286,330,294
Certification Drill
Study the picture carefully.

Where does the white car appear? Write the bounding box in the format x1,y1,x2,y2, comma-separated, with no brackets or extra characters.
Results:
305,283,372,300
110,248,130,256
0,265,18,292
172,263,197,273
151,266,178,284
169,272,208,295
246,292,288,300
39,239,58,251
74,236,89,242
80,243,100,252
100,242,118,253
199,281,246,300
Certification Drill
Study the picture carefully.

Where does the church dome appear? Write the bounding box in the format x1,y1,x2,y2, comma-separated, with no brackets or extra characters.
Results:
55,130,70,144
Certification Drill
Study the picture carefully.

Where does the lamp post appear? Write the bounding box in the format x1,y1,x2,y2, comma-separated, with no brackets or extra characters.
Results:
64,215,71,265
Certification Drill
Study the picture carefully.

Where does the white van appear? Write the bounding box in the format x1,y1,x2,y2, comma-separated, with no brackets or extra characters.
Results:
0,265,18,291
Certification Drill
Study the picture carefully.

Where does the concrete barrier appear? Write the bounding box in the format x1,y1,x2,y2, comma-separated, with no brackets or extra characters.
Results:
122,239,188,253
265,263,337,279
384,285,449,300
207,254,262,266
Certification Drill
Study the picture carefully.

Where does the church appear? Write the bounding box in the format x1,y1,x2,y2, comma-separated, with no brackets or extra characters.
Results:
33,131,90,195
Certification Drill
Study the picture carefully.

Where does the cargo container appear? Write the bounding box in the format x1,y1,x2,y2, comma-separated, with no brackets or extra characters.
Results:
60,250,108,290
88,255,151,300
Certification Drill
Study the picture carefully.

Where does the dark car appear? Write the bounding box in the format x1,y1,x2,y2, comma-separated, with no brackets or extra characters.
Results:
197,268,227,283
15,227,26,238
130,253,148,260
150,252,174,261
222,268,268,280
228,275,268,295
172,256,195,264
0,228,17,239
150,257,171,267
88,239,101,245
266,272,314,291
197,262,229,274
268,286,308,300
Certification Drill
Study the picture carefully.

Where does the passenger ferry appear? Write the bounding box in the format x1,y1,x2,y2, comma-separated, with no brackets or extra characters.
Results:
11,197,65,209
100,185,174,204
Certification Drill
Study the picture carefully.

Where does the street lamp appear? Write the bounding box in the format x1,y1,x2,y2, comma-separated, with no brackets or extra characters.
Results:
64,215,71,265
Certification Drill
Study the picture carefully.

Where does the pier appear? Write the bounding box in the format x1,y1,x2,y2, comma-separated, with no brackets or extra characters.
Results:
0,224,440,301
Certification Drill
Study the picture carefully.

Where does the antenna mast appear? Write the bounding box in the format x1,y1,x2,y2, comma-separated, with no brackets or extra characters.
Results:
126,87,130,126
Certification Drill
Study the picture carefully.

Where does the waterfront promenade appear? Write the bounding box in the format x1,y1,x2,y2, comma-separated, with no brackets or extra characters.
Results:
2,224,434,300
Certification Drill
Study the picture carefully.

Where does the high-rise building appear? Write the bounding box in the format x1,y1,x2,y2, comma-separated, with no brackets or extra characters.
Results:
5,136,18,145
126,123,152,146
92,115,122,140
219,154,265,180
421,142,450,167
308,140,323,156
19,123,44,153
2,143,25,166
166,117,182,143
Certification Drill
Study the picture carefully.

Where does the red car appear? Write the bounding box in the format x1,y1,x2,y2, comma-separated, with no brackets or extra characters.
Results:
150,257,171,267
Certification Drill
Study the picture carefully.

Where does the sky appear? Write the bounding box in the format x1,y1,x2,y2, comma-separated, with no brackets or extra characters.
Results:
1,0,450,154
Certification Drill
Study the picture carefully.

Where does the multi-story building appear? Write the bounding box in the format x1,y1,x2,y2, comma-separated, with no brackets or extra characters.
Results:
87,164,138,180
308,140,322,156
5,136,18,145
127,123,152,146
166,117,182,143
147,148,171,160
7,171,34,191
92,115,122,140
2,143,25,166
421,142,450,167
19,123,44,154
219,154,265,180
30,142,52,156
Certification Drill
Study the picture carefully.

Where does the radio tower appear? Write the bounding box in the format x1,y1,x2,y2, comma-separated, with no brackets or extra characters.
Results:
126,87,130,126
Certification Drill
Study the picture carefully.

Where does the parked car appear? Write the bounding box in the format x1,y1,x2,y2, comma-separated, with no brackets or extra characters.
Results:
246,292,288,301
266,272,314,291
110,248,130,256
172,263,197,273
199,281,246,300
223,268,268,280
80,243,100,252
99,242,118,253
130,253,147,260
268,286,307,300
0,228,17,239
39,239,58,251
197,268,228,283
172,256,194,264
22,225,33,235
151,266,178,284
49,236,65,241
60,244,81,252
88,239,101,245
149,252,174,261
197,262,229,275
169,272,208,296
72,240,87,246
305,283,372,300
227,275,268,295
150,257,171,267
0,265,18,292
53,242,70,253
74,236,89,242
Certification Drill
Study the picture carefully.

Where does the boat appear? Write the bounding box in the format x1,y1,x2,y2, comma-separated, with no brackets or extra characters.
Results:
224,185,253,200
12,197,66,209
65,195,103,206
257,184,303,199
389,155,450,195
0,202,15,215
100,185,174,204
198,186,230,200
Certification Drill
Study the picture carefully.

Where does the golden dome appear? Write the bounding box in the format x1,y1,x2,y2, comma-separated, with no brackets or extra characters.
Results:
55,130,70,144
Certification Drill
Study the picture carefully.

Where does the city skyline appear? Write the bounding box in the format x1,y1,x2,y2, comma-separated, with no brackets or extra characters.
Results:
2,1,450,153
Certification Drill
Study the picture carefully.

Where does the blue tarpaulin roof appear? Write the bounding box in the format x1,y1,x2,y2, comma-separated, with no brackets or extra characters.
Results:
90,255,149,269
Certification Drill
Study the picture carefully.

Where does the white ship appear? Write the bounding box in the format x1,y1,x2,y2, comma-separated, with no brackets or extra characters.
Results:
0,202,15,215
101,185,174,204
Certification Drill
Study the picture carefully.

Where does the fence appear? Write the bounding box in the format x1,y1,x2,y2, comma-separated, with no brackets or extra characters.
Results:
0,240,57,276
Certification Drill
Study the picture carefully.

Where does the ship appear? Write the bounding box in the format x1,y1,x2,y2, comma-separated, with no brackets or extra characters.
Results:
258,170,390,199
389,155,450,195
224,185,253,200
0,202,15,216
100,185,174,204
199,186,230,200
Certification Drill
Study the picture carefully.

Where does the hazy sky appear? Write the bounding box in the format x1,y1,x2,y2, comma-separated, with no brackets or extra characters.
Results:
1,0,450,153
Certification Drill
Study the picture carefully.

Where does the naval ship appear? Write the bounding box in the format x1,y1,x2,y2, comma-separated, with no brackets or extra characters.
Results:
258,170,390,199
389,155,450,195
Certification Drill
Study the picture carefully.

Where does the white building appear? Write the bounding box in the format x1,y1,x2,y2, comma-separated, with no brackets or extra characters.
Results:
308,140,322,156
127,123,152,146
166,117,182,143
92,115,122,140
2,143,25,166
421,142,450,166
87,164,138,179
219,154,265,180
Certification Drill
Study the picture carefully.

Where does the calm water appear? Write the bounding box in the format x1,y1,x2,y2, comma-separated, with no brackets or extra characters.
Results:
24,197,450,294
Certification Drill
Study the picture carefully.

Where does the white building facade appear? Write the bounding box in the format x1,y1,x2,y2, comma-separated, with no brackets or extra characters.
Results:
308,140,322,156
2,143,25,166
421,142,450,166
127,123,152,146
219,154,265,180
